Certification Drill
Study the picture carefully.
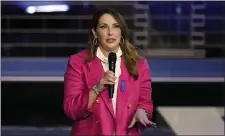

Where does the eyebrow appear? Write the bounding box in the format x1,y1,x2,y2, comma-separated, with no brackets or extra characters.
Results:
99,23,119,25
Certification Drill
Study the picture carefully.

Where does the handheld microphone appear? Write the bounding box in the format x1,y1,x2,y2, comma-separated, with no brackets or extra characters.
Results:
108,52,117,98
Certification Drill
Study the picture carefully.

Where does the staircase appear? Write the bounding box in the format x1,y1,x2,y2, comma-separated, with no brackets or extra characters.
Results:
190,2,206,48
133,2,149,49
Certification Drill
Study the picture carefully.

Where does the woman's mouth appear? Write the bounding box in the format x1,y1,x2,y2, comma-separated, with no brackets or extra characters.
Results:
106,38,116,43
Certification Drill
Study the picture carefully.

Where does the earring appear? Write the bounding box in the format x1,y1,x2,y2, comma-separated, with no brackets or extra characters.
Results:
92,38,98,46
120,37,124,45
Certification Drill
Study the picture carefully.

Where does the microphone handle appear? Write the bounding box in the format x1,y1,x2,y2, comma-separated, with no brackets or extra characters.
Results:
108,62,115,98
108,84,114,98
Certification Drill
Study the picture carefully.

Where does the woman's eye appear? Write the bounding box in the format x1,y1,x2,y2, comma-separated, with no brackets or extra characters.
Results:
114,25,120,28
100,25,106,28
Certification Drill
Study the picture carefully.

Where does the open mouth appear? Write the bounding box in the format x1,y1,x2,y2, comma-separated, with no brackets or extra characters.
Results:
106,38,116,43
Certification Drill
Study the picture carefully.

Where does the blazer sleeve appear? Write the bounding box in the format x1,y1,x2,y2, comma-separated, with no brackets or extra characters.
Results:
63,55,91,120
137,59,154,121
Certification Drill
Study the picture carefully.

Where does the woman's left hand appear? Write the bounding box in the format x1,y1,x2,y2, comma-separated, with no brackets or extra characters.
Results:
128,109,156,128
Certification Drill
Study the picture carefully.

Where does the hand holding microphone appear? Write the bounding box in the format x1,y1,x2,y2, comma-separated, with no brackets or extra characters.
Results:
100,70,117,87
95,70,117,94
95,52,117,98
95,70,116,93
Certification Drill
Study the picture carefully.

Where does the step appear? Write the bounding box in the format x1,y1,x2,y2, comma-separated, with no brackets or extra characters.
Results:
144,49,206,58
133,3,149,9
191,4,206,9
133,40,148,46
133,22,149,27
134,13,149,19
191,32,205,37
191,14,205,19
190,40,205,46
191,22,205,27
133,31,148,36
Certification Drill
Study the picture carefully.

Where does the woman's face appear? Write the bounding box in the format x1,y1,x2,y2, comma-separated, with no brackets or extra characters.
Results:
92,13,122,52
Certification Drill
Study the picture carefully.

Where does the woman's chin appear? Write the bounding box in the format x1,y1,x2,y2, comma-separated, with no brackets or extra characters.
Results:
104,44,119,51
106,47,119,52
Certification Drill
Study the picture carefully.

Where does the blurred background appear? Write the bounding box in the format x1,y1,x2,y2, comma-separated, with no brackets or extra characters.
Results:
1,1,224,136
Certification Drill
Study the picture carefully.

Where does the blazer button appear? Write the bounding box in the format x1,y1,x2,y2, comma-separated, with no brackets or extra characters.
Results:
128,104,132,109
95,99,100,104
95,120,99,124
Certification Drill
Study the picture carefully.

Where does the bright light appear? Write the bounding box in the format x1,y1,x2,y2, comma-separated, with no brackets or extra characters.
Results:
26,6,36,14
26,4,69,14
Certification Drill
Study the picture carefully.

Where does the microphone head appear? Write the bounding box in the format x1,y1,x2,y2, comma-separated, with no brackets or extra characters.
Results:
108,52,117,62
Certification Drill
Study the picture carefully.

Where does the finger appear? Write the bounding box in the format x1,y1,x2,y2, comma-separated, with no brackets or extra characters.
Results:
139,119,147,127
106,70,115,75
148,121,157,127
106,77,116,83
107,72,116,78
128,117,136,128
104,78,116,84
106,80,115,85
144,119,151,125
144,120,157,127
104,71,111,78
104,72,113,79
103,81,114,85
107,74,116,79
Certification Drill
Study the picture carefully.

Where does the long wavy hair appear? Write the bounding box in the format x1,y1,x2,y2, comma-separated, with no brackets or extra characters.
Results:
85,8,143,80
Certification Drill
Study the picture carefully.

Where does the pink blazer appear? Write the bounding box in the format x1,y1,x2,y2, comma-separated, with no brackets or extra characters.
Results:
63,50,153,136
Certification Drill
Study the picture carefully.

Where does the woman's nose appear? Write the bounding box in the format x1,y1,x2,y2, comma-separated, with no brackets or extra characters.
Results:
108,28,113,35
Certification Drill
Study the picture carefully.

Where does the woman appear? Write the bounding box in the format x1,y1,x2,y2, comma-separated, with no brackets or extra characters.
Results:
63,8,156,135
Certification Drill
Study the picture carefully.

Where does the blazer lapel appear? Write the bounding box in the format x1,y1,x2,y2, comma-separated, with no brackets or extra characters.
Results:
116,57,130,119
88,57,115,119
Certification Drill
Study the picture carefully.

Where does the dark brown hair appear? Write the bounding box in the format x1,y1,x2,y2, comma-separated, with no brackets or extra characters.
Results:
85,8,143,80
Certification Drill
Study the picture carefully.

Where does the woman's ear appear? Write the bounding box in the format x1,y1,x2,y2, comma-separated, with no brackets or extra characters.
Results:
92,28,97,38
